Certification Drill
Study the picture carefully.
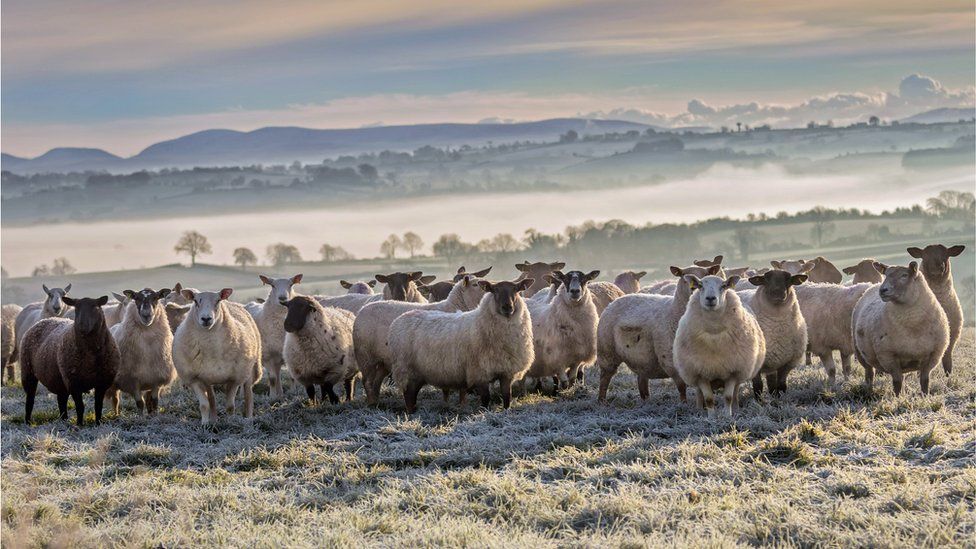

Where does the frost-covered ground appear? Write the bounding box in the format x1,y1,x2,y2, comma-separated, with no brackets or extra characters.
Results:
2,331,973,547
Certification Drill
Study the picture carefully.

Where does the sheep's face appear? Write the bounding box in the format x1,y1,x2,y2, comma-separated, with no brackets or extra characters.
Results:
123,288,171,326
421,281,454,302
686,275,739,312
554,270,599,303
693,255,724,268
670,264,720,292
453,275,488,308
42,283,71,316
282,296,317,333
908,244,965,280
514,261,565,286
478,279,533,318
376,272,426,301
452,266,492,282
62,296,108,335
165,283,193,305
878,262,921,304
184,289,232,329
260,274,302,306
748,269,805,304
339,279,376,295
842,259,885,284
770,259,815,275
612,271,645,294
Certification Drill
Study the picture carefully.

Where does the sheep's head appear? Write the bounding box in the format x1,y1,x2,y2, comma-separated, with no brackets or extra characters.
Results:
515,261,565,282
478,279,533,318
282,296,318,333
907,244,965,280
748,269,805,304
376,272,427,301
183,288,232,330
878,262,922,304
670,264,720,292
612,271,646,294
42,283,71,316
770,259,815,275
452,266,492,282
259,274,302,305
339,279,376,295
452,275,489,309
842,259,886,284
685,274,739,312
62,295,108,335
123,287,171,326
553,270,599,303
693,255,724,268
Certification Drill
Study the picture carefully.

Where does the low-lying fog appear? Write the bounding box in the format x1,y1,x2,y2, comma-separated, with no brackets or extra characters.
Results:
2,164,972,276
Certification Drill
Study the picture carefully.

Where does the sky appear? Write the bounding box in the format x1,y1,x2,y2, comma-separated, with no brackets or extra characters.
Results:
2,0,974,157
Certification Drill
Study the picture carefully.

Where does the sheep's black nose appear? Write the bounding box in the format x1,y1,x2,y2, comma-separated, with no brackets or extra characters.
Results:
705,296,717,304
201,316,213,326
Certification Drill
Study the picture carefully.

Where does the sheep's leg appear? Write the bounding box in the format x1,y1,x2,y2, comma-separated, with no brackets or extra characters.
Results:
636,373,650,401
499,375,514,409
223,383,241,416
440,388,452,404
321,384,339,405
71,390,86,427
206,386,218,423
891,369,904,397
23,372,39,424
343,376,356,402
147,388,161,414
402,379,423,414
305,384,317,404
694,387,704,410
805,350,812,366
919,367,931,395
941,346,953,376
840,354,853,381
105,388,121,415
266,361,283,400
56,393,69,421
576,367,585,384
458,388,467,407
476,383,491,409
751,376,764,400
862,363,875,392
192,383,214,425
243,383,254,419
819,353,837,384
131,390,145,415
597,363,619,403
566,364,581,387
93,385,106,425
723,379,738,417
1,357,8,386
765,373,779,396
556,371,569,392
366,365,389,407
697,382,716,418
732,383,742,416
675,379,689,404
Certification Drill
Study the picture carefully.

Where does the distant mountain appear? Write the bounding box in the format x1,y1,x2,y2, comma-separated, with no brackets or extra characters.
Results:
3,118,652,174
900,107,975,125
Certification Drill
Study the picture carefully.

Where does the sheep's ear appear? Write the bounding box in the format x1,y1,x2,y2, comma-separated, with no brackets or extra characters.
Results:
339,280,352,289
908,261,918,275
682,274,701,289
374,274,390,283
62,296,77,306
472,266,492,277
948,245,965,257
790,274,808,286
516,278,534,292
63,283,72,293
409,271,424,281
551,271,566,283
417,285,432,297
748,275,765,286
281,298,293,307
259,275,272,285
96,296,109,307
514,262,529,272
181,289,196,301
158,288,172,299
707,264,722,276
584,270,600,282
712,255,723,265
173,282,183,293
634,271,646,280
669,266,683,277
550,262,566,271
367,280,377,287
842,266,856,275
872,262,888,274
799,261,816,274
906,247,924,258
219,288,234,301
43,284,51,295
770,261,782,269
477,280,493,292
419,275,436,285
724,276,740,289
291,274,303,284
456,266,466,274
122,290,137,300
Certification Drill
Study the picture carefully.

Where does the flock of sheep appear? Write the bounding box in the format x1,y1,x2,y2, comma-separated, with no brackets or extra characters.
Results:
0,243,964,425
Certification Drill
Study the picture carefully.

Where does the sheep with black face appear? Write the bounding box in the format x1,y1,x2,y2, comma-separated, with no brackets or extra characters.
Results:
282,296,358,404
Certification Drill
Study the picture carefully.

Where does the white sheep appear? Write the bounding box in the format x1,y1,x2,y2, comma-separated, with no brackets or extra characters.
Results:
245,273,302,399
907,244,965,376
172,288,262,425
738,270,808,396
793,282,872,383
841,259,885,284
612,271,647,294
388,279,535,413
852,262,949,395
355,274,487,405
588,280,625,315
106,288,177,415
15,284,72,351
673,274,765,417
597,264,721,403
525,270,600,390
282,296,359,404
2,304,22,385
339,279,376,295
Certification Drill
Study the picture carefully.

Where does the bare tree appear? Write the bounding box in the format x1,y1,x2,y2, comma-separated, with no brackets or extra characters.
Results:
233,247,257,270
808,207,836,248
432,233,470,265
174,230,213,267
319,243,353,262
266,243,303,266
380,234,403,259
50,257,77,276
31,264,50,278
402,232,424,258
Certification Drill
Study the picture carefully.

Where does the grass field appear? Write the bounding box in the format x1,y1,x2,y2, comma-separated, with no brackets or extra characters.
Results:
1,327,973,547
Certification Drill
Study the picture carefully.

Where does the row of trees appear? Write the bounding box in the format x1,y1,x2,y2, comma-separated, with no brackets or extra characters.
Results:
172,231,354,270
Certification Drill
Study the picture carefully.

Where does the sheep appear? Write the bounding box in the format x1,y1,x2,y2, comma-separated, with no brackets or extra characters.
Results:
772,257,842,284
15,284,72,350
613,271,647,294
105,288,177,415
907,244,965,376
693,255,724,268
673,275,765,417
523,270,600,390
389,278,535,413
20,296,120,426
529,275,559,304
316,271,432,314
588,281,625,315
639,279,673,294
164,303,191,334
422,266,492,302
245,273,302,399
514,261,565,297
340,279,376,295
172,288,262,425
282,296,358,404
355,274,487,405
2,304,23,385
596,263,721,403
842,259,886,284
852,262,949,395
738,270,808,396
793,281,872,383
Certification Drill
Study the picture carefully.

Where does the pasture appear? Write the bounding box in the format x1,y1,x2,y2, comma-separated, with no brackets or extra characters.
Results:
1,329,973,547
